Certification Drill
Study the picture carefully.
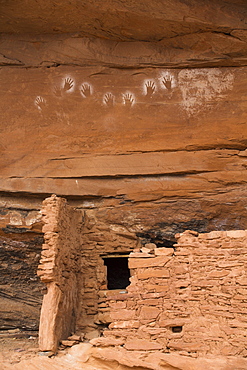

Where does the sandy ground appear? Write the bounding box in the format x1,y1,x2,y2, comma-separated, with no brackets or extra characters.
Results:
2,335,247,370
0,335,98,370
0,335,40,366
0,336,100,370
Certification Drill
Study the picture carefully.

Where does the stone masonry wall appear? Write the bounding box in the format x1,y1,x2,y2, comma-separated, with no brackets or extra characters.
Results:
76,210,140,340
94,230,247,358
37,195,83,352
37,195,140,348
37,195,247,358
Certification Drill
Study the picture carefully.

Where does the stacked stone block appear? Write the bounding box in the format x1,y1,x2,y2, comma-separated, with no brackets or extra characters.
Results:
37,195,139,347
37,195,83,352
97,230,247,357
76,211,139,339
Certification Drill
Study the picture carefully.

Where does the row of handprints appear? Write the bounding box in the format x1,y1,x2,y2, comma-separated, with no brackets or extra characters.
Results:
35,72,176,110
34,69,234,116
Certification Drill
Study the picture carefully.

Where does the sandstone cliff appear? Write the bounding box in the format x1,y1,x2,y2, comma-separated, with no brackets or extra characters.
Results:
0,1,247,368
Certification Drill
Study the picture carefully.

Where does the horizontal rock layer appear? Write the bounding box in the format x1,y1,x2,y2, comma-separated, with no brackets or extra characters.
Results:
1,33,247,69
0,0,247,42
0,64,247,229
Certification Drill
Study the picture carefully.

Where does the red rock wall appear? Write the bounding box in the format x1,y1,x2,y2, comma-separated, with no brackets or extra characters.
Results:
95,230,247,357
0,196,44,332
1,32,247,264
1,57,247,234
1,61,247,237
0,3,247,367
1,2,247,341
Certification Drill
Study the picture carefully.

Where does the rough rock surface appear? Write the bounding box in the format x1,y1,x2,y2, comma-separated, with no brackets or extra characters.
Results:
1,0,247,59
1,63,247,233
2,342,247,370
0,196,44,330
1,0,247,368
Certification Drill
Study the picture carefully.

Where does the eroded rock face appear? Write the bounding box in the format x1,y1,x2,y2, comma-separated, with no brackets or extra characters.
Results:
0,235,43,331
0,1,247,367
0,0,247,43
0,63,247,235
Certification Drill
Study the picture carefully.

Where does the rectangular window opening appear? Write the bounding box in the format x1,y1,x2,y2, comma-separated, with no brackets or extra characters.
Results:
103,255,130,290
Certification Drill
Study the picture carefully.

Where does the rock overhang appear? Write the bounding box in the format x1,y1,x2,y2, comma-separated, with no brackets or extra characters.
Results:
0,0,247,43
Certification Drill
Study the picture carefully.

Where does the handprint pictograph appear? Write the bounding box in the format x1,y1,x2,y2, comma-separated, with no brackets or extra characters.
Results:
63,78,74,92
103,93,115,107
145,80,155,97
123,93,135,107
35,96,46,110
162,76,172,90
80,83,92,98
53,85,62,97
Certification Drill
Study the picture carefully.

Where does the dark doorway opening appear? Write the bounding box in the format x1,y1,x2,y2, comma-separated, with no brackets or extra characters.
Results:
103,256,130,290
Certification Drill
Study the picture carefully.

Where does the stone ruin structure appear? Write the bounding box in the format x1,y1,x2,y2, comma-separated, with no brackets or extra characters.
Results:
37,194,247,367
1,0,247,369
